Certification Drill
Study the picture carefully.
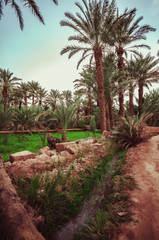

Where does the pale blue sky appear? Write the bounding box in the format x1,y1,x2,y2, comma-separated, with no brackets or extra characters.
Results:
0,0,159,92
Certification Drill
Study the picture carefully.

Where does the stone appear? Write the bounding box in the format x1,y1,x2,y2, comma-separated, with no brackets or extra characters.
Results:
10,151,36,163
101,130,110,139
38,146,55,156
47,133,62,149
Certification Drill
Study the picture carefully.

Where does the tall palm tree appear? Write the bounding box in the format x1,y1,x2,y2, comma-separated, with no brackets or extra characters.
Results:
103,54,122,129
37,86,47,106
28,80,40,105
44,89,61,111
74,69,97,117
1,0,58,30
0,68,21,111
112,8,155,117
125,57,139,116
135,54,159,113
19,82,30,106
60,0,122,132
61,90,73,105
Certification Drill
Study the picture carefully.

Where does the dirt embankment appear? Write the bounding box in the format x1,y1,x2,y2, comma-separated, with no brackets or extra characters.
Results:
114,127,159,240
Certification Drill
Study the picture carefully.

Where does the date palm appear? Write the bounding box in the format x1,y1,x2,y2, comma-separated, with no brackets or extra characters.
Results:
1,0,58,30
19,82,30,106
0,68,21,111
60,0,121,132
37,86,47,106
112,8,155,117
135,54,159,114
74,69,97,117
28,80,40,105
45,89,61,111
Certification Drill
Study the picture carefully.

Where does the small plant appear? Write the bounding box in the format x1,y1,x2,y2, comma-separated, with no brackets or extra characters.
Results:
37,128,48,147
111,113,153,149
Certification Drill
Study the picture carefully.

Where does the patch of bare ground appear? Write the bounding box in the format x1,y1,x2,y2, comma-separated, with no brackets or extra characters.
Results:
114,127,159,240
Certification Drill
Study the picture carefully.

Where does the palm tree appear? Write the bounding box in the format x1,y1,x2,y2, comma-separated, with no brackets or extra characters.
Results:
0,68,21,111
37,86,47,106
52,100,79,141
1,0,58,30
36,99,79,141
103,54,122,129
112,8,155,117
28,80,40,105
61,90,73,105
44,89,61,111
135,54,159,113
19,82,30,106
12,107,36,133
60,0,121,132
74,69,97,117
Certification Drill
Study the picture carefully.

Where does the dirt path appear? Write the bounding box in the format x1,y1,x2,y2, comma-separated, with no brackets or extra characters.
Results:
114,134,159,240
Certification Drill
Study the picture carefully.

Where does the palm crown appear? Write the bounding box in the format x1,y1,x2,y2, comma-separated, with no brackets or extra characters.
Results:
1,0,58,30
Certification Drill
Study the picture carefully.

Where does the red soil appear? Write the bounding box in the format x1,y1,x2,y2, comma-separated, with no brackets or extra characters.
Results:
114,127,159,240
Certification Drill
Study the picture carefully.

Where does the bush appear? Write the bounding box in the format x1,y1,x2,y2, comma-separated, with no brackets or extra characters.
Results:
111,113,152,149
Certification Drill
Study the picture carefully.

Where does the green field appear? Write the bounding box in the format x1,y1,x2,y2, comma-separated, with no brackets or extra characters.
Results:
0,131,101,162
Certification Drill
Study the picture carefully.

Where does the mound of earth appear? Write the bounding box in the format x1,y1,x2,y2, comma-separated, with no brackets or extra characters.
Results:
4,137,108,181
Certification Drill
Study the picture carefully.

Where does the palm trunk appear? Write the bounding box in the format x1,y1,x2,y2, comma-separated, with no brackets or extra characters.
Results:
94,47,106,132
39,99,42,106
62,129,68,142
24,96,27,106
19,101,22,110
129,86,134,116
2,86,8,112
138,83,143,115
108,97,114,128
32,95,35,105
88,87,93,116
117,47,125,117
106,106,110,131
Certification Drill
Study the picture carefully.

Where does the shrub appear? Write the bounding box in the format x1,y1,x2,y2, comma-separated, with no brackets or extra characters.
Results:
111,113,152,149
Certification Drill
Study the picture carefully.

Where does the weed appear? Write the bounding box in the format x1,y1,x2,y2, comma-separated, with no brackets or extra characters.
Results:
74,151,136,240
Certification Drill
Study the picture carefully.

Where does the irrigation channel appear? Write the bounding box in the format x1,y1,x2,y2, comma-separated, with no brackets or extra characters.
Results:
51,154,118,240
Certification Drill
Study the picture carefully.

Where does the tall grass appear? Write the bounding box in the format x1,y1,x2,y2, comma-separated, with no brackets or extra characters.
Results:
16,154,110,239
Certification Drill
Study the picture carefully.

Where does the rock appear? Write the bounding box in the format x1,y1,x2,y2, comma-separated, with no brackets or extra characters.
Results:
10,151,36,163
6,154,53,180
117,212,129,217
101,130,110,139
38,146,55,156
47,133,56,149
47,133,62,149
56,142,78,154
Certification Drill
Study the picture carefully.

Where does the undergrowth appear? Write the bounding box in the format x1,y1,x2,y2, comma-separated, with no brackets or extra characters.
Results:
16,153,111,239
74,151,136,240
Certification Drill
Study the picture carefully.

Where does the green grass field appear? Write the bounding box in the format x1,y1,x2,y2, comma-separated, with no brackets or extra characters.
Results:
0,131,101,162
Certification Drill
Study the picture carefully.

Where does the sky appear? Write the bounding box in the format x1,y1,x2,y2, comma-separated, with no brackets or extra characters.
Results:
0,0,159,94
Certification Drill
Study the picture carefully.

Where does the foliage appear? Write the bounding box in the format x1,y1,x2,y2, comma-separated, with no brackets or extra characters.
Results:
0,107,13,130
2,0,58,30
74,151,135,240
16,153,111,238
111,113,153,149
12,107,36,133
